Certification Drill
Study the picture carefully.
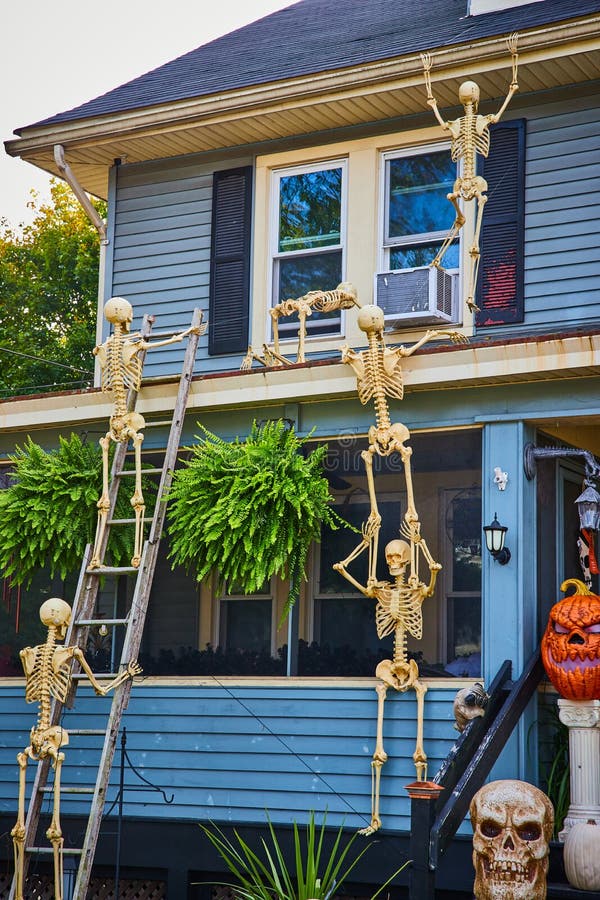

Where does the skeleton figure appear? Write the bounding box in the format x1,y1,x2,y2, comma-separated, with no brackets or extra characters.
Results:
336,304,466,591
91,297,206,568
421,34,519,313
336,539,440,835
241,282,360,369
11,598,141,900
470,780,554,900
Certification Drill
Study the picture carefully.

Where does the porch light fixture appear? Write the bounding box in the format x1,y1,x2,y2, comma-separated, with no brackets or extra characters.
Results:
483,513,511,565
524,442,600,532
575,484,600,532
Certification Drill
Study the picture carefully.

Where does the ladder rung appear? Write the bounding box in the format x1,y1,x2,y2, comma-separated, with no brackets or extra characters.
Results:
86,565,138,575
41,786,95,794
27,846,83,855
142,419,173,428
144,327,190,338
117,467,163,476
67,729,106,736
75,617,129,627
107,517,153,525
72,672,120,680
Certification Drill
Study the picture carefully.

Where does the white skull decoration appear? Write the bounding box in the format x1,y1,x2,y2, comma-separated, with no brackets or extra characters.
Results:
470,780,554,900
385,539,410,577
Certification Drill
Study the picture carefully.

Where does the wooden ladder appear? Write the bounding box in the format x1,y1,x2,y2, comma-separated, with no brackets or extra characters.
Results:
9,308,202,900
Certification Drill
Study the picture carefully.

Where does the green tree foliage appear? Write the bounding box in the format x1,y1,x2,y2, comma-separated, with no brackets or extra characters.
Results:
0,434,155,586
167,421,346,613
0,180,105,396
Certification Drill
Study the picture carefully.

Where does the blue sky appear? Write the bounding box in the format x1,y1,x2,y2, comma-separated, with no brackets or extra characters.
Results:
2,0,293,228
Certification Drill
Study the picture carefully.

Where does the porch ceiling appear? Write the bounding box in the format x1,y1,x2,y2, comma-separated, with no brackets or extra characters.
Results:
5,17,600,199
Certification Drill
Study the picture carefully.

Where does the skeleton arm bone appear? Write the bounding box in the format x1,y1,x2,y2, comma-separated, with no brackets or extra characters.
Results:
138,321,205,351
398,329,468,359
489,33,519,123
421,53,451,130
71,648,141,696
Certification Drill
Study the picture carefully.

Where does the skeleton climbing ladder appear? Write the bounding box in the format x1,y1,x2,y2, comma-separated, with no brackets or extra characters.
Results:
9,308,203,900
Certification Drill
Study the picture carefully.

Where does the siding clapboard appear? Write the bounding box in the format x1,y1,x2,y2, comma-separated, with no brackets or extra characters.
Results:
522,105,600,328
0,682,463,834
110,155,252,378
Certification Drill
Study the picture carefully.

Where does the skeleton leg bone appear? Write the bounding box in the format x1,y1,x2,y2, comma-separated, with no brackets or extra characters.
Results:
431,191,465,269
412,678,428,781
465,191,488,313
11,750,29,900
359,681,389,836
90,434,112,568
46,750,65,900
129,430,145,568
362,449,382,584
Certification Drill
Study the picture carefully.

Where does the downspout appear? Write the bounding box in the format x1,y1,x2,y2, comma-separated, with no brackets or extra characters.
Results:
54,144,108,386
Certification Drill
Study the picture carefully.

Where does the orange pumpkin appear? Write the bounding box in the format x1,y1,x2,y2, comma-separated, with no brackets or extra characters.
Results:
541,591,600,701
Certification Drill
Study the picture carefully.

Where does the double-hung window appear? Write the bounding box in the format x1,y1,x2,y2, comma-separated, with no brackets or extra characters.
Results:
271,160,347,339
379,145,460,325
382,144,458,270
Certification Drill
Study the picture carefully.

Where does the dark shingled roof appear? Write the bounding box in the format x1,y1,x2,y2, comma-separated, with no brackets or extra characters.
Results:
22,0,600,132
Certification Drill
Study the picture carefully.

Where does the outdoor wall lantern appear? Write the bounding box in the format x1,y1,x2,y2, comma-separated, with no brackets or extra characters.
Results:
483,513,511,565
524,442,600,532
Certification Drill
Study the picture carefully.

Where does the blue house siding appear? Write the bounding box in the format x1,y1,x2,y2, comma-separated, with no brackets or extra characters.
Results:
0,681,461,833
109,155,252,378
524,103,600,329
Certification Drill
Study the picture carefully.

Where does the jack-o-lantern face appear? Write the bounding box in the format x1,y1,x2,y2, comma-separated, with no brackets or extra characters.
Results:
541,592,600,700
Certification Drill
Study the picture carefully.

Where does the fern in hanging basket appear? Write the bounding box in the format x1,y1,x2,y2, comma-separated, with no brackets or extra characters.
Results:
0,433,155,585
167,421,345,612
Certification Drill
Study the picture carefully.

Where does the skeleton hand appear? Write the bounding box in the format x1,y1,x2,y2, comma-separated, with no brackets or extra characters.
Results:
507,31,518,57
363,512,381,539
439,330,469,345
126,660,143,679
421,52,432,72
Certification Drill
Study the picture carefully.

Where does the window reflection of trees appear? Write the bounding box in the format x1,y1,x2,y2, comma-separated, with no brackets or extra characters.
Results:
279,169,342,251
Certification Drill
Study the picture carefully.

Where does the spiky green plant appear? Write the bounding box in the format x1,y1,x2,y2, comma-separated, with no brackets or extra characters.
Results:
167,421,346,613
0,433,155,585
199,813,407,900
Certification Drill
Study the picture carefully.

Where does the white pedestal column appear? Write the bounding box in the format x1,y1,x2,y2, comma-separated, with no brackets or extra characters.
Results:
557,698,600,841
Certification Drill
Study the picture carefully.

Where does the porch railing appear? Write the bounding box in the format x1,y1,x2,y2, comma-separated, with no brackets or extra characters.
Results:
408,648,544,899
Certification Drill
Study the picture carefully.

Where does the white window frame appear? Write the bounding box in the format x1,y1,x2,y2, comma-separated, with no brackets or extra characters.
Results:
215,581,277,655
378,142,461,275
269,158,348,342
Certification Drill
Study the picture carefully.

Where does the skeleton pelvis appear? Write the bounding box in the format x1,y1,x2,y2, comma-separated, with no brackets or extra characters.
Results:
111,411,146,440
368,423,410,455
30,725,69,756
460,175,488,200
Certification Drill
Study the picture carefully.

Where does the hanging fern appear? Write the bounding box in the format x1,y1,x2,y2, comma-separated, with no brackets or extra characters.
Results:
167,421,346,613
0,433,155,585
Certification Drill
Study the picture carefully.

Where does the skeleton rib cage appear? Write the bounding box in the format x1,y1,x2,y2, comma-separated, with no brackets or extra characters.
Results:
9,309,203,900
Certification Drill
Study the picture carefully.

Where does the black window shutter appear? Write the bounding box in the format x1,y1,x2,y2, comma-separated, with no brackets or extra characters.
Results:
475,119,526,327
209,166,253,355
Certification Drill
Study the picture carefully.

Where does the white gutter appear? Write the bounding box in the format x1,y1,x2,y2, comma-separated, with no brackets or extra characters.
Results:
54,144,108,386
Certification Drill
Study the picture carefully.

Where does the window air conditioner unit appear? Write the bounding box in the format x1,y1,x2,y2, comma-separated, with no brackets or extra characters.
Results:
375,266,457,328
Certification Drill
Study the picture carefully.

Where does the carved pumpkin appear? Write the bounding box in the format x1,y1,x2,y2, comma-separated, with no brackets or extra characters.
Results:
541,590,600,701
564,820,600,891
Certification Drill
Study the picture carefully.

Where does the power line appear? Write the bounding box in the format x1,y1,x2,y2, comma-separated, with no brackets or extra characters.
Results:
0,344,93,375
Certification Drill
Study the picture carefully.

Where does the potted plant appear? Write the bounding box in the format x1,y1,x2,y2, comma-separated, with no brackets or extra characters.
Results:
200,812,407,900
0,433,154,585
167,421,347,615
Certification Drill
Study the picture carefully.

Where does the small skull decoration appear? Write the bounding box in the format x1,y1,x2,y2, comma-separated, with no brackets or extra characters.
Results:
470,780,554,900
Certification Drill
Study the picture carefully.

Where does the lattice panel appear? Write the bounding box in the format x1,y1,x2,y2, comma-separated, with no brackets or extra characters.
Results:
0,874,166,899
88,878,166,899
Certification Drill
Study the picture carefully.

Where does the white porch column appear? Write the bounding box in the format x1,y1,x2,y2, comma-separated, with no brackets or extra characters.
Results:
557,698,600,840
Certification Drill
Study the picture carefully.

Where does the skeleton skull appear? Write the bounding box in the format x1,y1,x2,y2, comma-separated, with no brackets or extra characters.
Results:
357,304,384,334
104,296,133,330
39,598,72,639
459,79,480,109
385,539,410,577
470,780,553,900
